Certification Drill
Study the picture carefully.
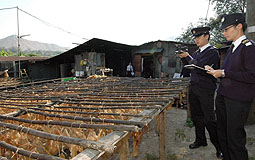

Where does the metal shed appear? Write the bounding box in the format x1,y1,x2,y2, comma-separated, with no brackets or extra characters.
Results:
132,40,197,78
0,57,48,78
29,38,136,80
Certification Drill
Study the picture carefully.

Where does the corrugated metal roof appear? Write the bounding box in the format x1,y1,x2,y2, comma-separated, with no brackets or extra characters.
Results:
45,38,137,63
0,56,49,62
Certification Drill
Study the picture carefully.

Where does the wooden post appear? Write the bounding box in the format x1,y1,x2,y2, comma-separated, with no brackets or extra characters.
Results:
117,134,130,160
159,109,166,160
186,86,191,118
246,0,255,125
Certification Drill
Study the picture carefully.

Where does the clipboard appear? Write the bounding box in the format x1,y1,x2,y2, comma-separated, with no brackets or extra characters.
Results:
184,64,208,71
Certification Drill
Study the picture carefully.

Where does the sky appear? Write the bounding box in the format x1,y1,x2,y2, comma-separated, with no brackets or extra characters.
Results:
0,0,216,48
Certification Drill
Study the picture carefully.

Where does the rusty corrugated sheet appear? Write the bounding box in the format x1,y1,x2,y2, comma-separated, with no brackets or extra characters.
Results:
0,56,49,62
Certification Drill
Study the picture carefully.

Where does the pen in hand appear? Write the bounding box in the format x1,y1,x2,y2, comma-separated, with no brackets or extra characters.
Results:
205,64,214,72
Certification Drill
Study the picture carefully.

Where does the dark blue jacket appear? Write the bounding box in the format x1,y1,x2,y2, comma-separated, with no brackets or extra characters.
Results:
182,46,220,90
218,40,255,102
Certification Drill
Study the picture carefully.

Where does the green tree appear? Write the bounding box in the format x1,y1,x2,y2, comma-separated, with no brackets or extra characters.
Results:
176,0,247,46
175,23,195,44
0,50,13,56
25,53,40,57
176,17,225,46
211,0,246,15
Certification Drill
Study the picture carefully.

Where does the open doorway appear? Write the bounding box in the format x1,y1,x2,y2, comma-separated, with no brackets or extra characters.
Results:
142,56,153,78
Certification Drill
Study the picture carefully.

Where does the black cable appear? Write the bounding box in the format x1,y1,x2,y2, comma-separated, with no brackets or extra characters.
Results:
0,6,17,11
18,7,89,40
0,6,89,41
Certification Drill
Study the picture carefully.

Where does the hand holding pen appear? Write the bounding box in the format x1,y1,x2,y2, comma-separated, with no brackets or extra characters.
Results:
204,64,214,71
205,64,224,78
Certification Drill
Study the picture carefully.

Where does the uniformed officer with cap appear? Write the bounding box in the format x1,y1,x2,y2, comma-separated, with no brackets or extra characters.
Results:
206,13,255,160
178,27,222,158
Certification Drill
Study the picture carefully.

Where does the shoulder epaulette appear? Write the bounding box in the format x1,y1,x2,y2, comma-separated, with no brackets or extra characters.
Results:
242,39,252,46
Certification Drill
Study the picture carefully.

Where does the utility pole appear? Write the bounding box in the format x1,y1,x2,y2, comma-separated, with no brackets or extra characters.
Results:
246,0,255,41
246,0,255,125
16,6,30,78
17,6,21,78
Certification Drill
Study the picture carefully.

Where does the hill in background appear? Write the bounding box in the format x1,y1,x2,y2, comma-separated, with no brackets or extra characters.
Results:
0,35,68,57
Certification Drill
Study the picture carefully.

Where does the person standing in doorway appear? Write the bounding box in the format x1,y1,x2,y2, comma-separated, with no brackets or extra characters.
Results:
126,62,134,77
206,13,255,160
177,27,222,159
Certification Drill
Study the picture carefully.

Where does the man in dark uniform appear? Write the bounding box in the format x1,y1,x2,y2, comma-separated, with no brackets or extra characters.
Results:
206,13,255,160
178,27,222,158
180,66,190,77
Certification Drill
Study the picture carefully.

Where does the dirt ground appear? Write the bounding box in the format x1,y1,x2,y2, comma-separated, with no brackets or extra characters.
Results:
133,107,255,160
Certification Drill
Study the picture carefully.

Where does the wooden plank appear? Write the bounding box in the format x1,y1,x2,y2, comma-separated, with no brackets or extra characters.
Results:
2,110,24,117
72,131,128,160
0,78,62,90
72,109,158,160
186,85,191,118
116,134,129,160
159,109,166,160
0,121,115,153
0,156,8,160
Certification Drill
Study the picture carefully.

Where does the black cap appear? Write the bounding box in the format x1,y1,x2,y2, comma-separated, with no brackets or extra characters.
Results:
220,13,245,30
191,27,210,37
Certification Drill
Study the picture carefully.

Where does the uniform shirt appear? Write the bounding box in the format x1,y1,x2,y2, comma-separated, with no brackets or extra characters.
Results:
126,65,133,71
218,36,255,102
232,35,246,52
200,43,211,52
182,44,220,90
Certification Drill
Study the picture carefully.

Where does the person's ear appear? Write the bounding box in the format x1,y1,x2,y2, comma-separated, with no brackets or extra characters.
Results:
236,23,242,31
204,34,209,40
